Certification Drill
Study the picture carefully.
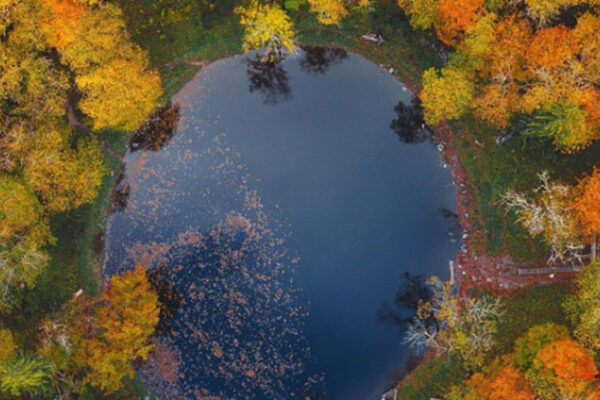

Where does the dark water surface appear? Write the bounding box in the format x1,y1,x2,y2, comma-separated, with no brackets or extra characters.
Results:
104,50,458,399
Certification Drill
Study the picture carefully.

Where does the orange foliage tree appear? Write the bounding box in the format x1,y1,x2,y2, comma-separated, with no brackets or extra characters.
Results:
82,265,160,393
448,364,535,400
532,338,600,398
435,0,484,46
572,168,600,245
397,0,600,151
528,25,578,69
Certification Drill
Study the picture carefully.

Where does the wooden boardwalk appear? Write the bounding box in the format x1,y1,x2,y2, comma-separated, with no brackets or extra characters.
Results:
517,265,581,275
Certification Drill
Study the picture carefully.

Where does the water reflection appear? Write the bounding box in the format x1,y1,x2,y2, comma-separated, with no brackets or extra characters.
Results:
390,97,431,144
110,165,130,214
245,55,291,104
299,45,348,75
377,272,434,331
147,261,184,335
130,102,181,152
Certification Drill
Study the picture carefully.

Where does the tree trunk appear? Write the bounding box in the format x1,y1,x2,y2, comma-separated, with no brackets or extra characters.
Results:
592,233,597,260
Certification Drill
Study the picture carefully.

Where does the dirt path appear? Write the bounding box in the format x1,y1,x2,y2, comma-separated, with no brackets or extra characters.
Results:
152,60,210,70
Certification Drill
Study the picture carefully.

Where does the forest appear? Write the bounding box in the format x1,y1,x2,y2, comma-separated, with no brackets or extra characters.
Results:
2,0,600,399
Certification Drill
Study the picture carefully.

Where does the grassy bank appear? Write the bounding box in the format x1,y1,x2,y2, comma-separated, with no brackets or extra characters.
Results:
455,118,600,262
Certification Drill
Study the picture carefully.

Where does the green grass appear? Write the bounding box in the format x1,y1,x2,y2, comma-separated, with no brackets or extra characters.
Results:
395,354,467,400
456,117,600,262
495,283,570,353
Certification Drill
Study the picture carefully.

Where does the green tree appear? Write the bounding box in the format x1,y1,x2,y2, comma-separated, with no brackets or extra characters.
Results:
564,259,600,352
0,356,52,398
513,323,570,371
523,103,593,152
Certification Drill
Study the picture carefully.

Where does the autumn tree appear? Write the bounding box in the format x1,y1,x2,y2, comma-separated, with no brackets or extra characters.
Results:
75,57,162,131
41,0,163,131
435,0,484,46
0,330,16,366
513,323,570,371
83,265,159,393
473,15,531,128
236,1,295,60
23,129,106,213
0,176,48,244
530,338,600,399
46,265,161,394
397,0,438,29
572,168,600,257
502,172,584,263
447,364,535,400
420,66,474,125
404,276,502,370
564,259,600,352
307,0,348,25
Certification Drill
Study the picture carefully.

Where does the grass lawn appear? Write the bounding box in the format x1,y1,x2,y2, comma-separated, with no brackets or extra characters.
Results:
395,354,467,400
455,117,600,262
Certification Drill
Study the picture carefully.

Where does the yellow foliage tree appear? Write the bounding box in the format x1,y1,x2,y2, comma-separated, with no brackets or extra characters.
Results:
307,0,347,25
421,66,474,125
23,129,106,213
0,330,16,366
72,265,160,394
398,0,439,29
41,0,162,132
236,1,295,60
0,176,46,243
76,57,162,131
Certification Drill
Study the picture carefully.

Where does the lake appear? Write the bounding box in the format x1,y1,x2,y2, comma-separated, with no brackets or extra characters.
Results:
103,48,458,399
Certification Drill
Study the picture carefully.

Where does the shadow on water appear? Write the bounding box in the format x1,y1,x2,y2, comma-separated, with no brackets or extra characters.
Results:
377,272,434,331
130,102,181,153
147,261,185,335
245,55,291,104
389,97,431,144
110,164,130,214
441,207,461,244
299,45,348,75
